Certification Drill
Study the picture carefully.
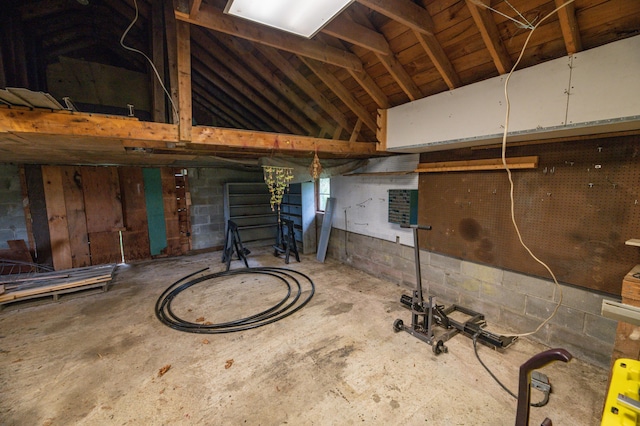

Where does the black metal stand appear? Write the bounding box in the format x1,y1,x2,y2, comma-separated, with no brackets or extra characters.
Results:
222,220,249,271
273,218,300,264
393,224,517,354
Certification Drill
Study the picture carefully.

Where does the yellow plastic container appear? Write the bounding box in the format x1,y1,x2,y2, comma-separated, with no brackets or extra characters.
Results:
602,358,640,425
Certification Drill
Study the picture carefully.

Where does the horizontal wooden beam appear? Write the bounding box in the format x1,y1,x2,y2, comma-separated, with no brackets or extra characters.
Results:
191,126,378,156
0,108,379,162
415,156,538,172
175,5,363,72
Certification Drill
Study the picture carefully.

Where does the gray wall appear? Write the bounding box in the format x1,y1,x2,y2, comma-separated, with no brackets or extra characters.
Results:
0,164,28,249
188,167,264,250
327,228,619,368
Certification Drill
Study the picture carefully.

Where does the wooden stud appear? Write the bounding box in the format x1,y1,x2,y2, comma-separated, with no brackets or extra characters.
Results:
176,20,192,142
376,109,387,151
151,0,167,123
555,0,583,55
350,119,363,142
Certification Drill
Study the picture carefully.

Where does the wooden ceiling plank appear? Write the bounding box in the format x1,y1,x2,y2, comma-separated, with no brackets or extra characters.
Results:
414,30,462,89
175,4,363,72
356,0,435,35
192,93,239,129
465,0,513,75
300,57,376,133
192,59,285,133
191,37,312,136
321,15,390,56
375,51,423,101
191,50,299,134
347,67,390,109
210,32,335,135
555,0,583,54
192,77,254,130
253,44,352,132
192,69,275,132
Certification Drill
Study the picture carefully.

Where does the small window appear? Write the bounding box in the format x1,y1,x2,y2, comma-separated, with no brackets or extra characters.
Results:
316,177,330,211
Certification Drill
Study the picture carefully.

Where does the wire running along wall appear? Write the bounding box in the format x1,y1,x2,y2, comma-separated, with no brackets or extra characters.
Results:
418,135,640,295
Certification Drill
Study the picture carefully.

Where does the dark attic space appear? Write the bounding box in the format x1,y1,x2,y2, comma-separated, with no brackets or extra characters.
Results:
1,0,640,425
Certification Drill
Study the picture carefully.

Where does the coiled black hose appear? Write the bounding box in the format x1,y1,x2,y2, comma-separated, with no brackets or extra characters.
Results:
155,266,315,334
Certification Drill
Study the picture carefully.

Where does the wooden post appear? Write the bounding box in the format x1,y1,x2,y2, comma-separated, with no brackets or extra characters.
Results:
164,0,180,125
176,20,192,142
151,0,167,123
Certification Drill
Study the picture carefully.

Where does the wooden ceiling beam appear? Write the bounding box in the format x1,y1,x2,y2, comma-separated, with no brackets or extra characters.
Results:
189,0,203,18
414,30,462,90
192,31,315,136
253,44,352,133
325,13,423,101
356,0,434,35
300,57,376,134
0,109,379,160
175,4,363,72
465,0,513,75
191,51,297,134
347,67,390,109
555,0,582,54
190,126,379,156
321,15,389,56
211,32,336,136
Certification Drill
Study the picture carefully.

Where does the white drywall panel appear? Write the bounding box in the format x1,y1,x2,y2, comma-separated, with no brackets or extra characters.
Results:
331,155,419,246
567,35,640,125
386,35,640,152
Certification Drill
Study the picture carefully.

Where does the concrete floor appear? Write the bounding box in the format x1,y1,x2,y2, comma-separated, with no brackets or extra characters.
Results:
0,248,609,425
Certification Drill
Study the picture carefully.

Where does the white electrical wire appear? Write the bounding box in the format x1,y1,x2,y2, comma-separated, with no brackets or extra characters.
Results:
496,0,576,337
120,0,179,120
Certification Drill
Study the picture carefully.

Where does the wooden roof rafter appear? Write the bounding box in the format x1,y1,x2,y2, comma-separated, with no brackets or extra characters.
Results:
465,0,513,75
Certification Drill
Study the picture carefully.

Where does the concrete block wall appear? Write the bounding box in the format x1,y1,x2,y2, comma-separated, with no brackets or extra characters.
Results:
188,167,264,250
0,165,28,249
327,228,620,368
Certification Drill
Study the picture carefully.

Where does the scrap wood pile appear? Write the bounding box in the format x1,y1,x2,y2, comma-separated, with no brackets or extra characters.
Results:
0,263,117,305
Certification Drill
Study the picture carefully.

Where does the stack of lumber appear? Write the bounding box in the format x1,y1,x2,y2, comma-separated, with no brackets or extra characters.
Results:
0,264,117,306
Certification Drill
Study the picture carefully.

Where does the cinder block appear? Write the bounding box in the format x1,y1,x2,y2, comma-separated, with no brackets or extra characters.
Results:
583,313,617,343
558,284,612,315
525,296,585,330
547,324,612,368
429,252,461,272
499,308,550,340
458,293,501,323
425,282,457,305
481,282,526,313
502,270,556,300
191,215,211,225
460,260,503,283
445,271,482,295
421,265,445,286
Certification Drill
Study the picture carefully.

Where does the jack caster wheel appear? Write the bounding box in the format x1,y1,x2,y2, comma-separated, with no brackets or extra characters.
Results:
393,319,404,332
433,340,447,355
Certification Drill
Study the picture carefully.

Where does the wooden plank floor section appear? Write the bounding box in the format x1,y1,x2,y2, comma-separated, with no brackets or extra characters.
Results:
0,264,117,304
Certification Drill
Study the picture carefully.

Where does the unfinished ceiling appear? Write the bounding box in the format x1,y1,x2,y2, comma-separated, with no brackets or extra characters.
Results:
1,0,639,166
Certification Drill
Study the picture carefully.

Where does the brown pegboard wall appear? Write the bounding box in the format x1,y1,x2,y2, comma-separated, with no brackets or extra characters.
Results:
418,135,640,295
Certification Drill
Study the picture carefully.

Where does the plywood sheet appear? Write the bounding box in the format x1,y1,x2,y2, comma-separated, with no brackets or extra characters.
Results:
161,168,181,256
81,166,124,233
119,167,151,261
62,166,91,268
88,231,121,265
418,135,640,295
42,166,73,271
24,165,53,268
